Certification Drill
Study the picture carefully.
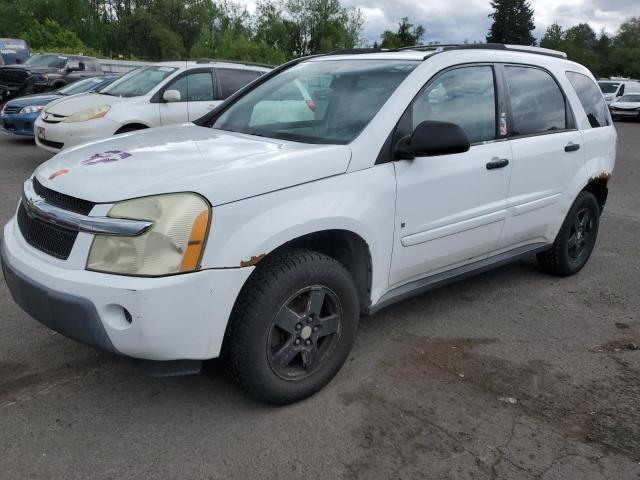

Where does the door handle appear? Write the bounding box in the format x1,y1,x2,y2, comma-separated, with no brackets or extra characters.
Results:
486,158,509,170
565,143,580,152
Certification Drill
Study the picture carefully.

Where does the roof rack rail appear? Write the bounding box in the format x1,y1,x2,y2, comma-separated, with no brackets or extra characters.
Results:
396,43,568,59
327,48,384,55
194,58,274,69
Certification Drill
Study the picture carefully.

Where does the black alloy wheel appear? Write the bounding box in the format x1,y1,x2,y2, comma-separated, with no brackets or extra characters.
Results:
267,285,343,381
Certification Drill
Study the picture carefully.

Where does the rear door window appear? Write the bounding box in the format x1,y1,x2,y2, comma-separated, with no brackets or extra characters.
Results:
217,69,262,99
566,72,611,128
504,66,567,136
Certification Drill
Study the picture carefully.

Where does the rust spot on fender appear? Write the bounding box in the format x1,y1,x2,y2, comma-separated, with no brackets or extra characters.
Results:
590,171,611,182
240,254,266,267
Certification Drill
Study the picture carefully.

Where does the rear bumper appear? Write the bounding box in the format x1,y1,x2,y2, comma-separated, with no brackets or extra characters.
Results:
1,218,254,360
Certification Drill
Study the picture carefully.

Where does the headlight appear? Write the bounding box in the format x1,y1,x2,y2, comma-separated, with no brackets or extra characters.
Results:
21,105,45,114
87,193,210,276
63,105,110,123
31,74,49,84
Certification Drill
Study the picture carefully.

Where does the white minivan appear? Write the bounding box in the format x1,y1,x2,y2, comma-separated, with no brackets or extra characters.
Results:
34,60,270,153
598,78,640,105
2,45,616,404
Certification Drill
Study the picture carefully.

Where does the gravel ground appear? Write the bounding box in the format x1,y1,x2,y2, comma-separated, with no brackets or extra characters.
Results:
1,122,639,479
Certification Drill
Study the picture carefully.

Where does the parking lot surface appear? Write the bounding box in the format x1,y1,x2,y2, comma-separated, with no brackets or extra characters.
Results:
1,123,640,479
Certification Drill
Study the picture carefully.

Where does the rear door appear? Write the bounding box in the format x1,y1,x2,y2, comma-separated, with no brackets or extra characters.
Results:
389,64,513,286
159,68,217,125
498,64,585,249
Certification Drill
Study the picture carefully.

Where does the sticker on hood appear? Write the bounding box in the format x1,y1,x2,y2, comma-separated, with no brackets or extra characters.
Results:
49,168,70,180
81,150,132,166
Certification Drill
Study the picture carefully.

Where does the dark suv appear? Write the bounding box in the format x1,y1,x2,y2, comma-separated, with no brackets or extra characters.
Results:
0,53,104,102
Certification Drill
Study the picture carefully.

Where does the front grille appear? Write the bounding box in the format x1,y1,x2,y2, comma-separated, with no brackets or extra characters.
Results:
42,113,66,124
0,69,29,87
33,178,94,215
17,203,78,260
37,138,64,150
3,105,21,114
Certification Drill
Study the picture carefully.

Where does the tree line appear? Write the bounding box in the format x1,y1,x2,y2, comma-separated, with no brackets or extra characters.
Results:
0,0,638,78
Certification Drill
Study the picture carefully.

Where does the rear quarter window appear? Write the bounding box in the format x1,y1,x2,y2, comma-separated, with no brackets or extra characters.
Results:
566,72,611,128
504,66,567,136
217,68,262,99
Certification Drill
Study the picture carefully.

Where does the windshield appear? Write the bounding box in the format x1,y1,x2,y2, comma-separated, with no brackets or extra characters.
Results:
618,94,640,103
58,77,110,96
213,59,419,144
101,66,177,98
598,82,620,94
25,54,68,69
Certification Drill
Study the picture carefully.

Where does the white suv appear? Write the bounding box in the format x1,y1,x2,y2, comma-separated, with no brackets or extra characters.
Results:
34,60,270,153
1,45,617,404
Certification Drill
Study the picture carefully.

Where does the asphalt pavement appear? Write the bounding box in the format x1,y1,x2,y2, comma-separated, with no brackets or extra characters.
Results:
1,123,639,479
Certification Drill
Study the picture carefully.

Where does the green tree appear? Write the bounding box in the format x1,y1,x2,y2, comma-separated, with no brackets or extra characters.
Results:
22,19,87,53
487,0,536,46
611,17,640,78
540,23,563,50
380,17,425,48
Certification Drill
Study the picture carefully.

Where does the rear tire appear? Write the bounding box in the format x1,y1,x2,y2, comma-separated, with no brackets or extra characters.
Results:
537,191,600,277
223,249,360,405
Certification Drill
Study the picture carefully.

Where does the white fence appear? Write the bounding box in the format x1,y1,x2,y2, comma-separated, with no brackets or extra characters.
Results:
98,59,151,74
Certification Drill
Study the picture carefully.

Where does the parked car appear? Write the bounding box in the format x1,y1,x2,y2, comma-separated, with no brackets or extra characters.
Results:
1,45,616,404
34,60,270,153
609,93,640,121
0,38,29,66
0,53,104,102
597,79,640,105
0,76,117,137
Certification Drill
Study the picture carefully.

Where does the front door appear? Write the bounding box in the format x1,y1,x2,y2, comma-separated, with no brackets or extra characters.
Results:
389,65,512,287
160,69,218,125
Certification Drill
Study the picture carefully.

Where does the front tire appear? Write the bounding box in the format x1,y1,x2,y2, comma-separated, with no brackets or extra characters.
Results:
537,191,600,277
223,249,360,405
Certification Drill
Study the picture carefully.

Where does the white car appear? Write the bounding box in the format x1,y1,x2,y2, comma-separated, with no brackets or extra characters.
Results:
598,79,640,105
2,45,616,404
34,60,270,153
610,93,640,121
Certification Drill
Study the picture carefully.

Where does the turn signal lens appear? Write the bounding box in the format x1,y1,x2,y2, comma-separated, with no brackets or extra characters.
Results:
180,210,210,272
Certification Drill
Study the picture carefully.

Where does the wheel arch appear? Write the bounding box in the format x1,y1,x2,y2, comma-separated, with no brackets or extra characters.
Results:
237,229,374,315
582,173,609,212
115,123,150,135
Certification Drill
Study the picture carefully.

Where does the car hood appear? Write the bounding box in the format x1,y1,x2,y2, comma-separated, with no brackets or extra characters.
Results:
6,93,61,108
34,124,352,206
1,65,58,74
44,92,129,116
611,102,640,109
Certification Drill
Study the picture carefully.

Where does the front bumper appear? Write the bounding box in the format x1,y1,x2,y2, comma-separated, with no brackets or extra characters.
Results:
34,116,122,153
1,218,253,360
0,111,38,136
611,110,640,120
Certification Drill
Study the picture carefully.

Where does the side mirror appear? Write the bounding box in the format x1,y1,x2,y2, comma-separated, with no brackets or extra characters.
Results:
162,90,181,103
396,121,470,159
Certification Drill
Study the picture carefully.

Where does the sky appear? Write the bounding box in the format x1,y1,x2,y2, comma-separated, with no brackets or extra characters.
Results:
243,0,638,44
